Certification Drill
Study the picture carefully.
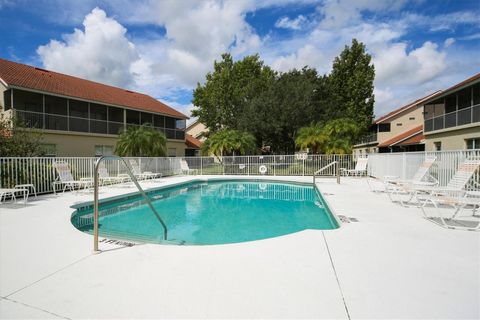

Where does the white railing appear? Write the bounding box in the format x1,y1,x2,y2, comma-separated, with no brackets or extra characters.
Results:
1,151,479,195
0,157,182,195
368,149,480,191
181,154,356,177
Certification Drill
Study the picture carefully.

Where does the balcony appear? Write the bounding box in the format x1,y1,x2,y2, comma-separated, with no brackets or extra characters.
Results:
424,104,480,133
354,132,378,145
15,110,186,140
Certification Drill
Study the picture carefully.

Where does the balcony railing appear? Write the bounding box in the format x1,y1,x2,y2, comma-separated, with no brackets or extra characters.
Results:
15,110,185,140
424,104,480,132
354,132,378,145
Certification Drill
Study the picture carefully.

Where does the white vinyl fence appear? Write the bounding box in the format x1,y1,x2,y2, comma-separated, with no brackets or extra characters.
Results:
0,154,356,195
368,149,480,190
1,151,479,195
0,157,182,195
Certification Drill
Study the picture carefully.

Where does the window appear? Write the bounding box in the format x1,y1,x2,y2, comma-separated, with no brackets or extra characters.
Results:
473,83,480,106
45,95,67,115
409,117,415,120
466,138,480,150
445,93,457,114
40,144,57,157
89,103,107,120
165,117,175,129
3,90,11,110
154,115,165,128
168,148,176,157
108,107,124,123
13,89,43,112
424,103,435,119
378,123,391,132
126,110,139,124
434,142,441,151
44,95,68,131
396,123,402,126
458,87,472,109
176,119,186,130
94,145,114,156
140,112,153,125
69,99,88,118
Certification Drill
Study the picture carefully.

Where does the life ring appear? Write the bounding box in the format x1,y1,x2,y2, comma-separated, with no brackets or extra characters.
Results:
259,165,267,174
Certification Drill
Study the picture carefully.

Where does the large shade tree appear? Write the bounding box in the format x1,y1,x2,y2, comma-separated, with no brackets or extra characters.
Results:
192,53,275,133
202,129,256,157
115,124,167,157
328,39,375,135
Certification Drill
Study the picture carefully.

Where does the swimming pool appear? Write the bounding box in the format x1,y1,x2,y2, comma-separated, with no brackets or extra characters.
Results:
71,180,339,245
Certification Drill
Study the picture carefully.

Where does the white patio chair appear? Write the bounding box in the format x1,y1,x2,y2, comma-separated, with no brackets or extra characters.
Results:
419,192,480,231
181,159,198,175
98,164,130,185
0,188,28,204
128,159,162,180
341,158,368,176
53,162,92,194
403,158,480,206
384,156,438,204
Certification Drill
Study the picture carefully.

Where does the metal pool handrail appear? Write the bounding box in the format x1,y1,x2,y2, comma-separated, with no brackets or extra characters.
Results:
93,155,167,254
313,161,340,185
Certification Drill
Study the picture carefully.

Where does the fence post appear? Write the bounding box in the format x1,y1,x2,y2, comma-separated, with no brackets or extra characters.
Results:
200,157,203,175
273,156,276,176
302,158,305,176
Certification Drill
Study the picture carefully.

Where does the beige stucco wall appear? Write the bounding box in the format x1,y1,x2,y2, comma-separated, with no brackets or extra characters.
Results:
424,125,480,151
377,106,423,144
39,131,186,156
0,82,7,110
186,122,208,141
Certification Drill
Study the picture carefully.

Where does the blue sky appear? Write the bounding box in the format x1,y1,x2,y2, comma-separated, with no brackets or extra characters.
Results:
1,0,479,122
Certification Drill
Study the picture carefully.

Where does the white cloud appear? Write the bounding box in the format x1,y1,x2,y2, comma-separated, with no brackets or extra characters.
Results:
275,15,307,30
37,8,139,88
444,37,455,48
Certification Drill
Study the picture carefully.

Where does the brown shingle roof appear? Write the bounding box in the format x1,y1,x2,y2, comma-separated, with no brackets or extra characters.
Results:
0,58,187,119
377,125,424,147
185,134,203,149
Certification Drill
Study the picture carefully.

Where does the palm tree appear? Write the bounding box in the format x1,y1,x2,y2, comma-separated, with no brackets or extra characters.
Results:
321,118,359,154
295,123,326,154
115,124,167,157
202,129,256,157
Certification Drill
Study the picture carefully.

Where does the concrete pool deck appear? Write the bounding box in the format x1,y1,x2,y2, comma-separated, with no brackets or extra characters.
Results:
0,175,478,319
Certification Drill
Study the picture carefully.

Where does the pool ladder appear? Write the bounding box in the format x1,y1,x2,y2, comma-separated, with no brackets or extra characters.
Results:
313,161,340,185
93,155,167,254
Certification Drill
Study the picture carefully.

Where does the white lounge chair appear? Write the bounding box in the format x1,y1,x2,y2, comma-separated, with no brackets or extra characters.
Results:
0,188,28,204
384,156,438,204
419,192,480,231
128,159,162,180
341,158,368,176
53,162,92,194
98,164,130,185
181,159,198,175
404,158,480,206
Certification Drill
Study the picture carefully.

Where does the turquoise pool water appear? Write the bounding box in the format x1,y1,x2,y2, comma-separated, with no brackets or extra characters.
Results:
71,180,339,245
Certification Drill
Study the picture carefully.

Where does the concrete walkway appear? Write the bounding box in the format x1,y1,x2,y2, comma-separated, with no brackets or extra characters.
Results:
0,176,478,319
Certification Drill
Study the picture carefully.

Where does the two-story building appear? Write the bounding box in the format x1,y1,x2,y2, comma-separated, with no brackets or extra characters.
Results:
353,92,439,155
422,73,480,151
186,120,208,142
0,59,189,157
